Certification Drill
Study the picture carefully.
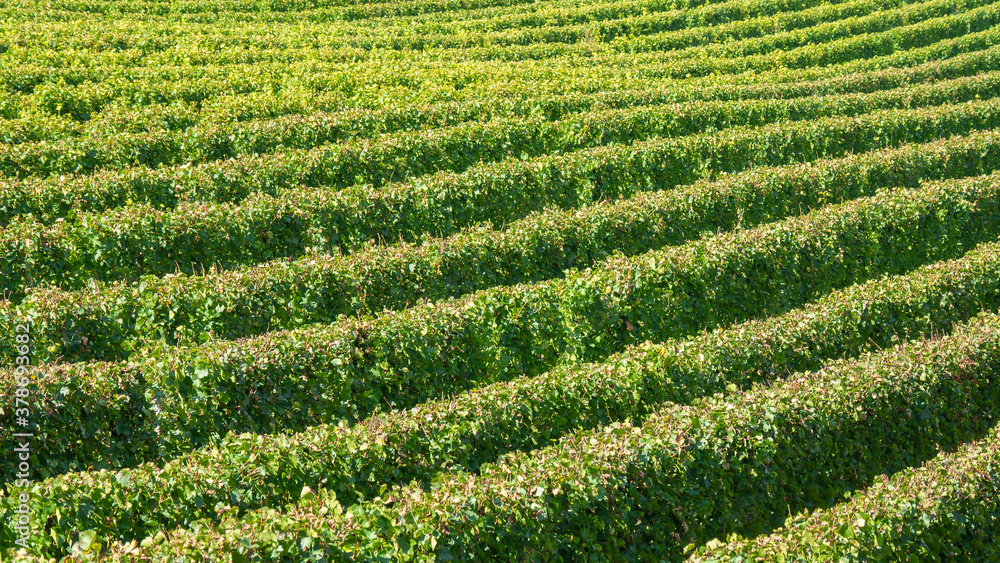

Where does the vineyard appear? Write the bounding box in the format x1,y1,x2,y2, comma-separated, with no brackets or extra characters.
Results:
2,0,1000,559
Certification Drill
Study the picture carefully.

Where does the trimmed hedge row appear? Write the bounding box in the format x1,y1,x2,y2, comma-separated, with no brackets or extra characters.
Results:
44,0,831,29
11,0,981,68
616,0,958,55
626,8,1000,81
3,37,991,184
10,0,710,26
0,0,868,131
404,0,993,63
0,0,925,83
48,0,907,132
0,0,912,177
12,126,1000,364
3,170,1000,479
619,1,1000,77
6,44,998,225
0,0,580,27
252,0,906,51
0,114,80,145
598,0,894,52
5,18,989,163
1,0,877,69
5,95,1000,297
1,89,749,179
316,0,867,51
12,6,1000,110
17,0,899,64
390,0,1000,63
11,236,1000,557
6,2,994,118
0,99,203,147
689,424,1000,561
5,0,1000,559
118,309,1000,562
2,0,694,40
492,0,896,51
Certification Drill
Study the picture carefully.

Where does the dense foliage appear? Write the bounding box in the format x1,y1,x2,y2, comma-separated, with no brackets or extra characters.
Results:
2,0,1000,560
